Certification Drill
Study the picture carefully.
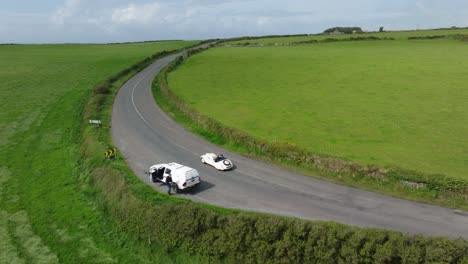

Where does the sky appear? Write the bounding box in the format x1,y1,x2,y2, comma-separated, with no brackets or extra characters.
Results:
1,0,467,43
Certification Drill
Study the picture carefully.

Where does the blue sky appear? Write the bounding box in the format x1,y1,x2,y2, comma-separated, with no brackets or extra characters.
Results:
1,0,467,43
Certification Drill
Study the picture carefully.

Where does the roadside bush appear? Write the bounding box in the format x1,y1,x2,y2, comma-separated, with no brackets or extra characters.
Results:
92,81,111,95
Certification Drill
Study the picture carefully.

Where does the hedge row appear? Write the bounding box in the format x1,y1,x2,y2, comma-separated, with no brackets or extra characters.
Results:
157,51,468,198
407,34,468,40
221,32,392,44
292,36,395,45
223,28,468,45
224,34,310,43
222,36,395,47
408,35,447,40
92,167,468,264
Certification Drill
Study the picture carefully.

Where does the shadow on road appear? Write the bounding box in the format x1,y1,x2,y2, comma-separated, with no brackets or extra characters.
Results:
185,180,215,195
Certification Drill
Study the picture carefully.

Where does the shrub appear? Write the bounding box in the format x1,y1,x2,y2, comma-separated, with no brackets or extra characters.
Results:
92,81,111,95
323,27,364,34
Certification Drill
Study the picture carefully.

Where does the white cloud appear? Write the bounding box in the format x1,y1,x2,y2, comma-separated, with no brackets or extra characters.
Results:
256,16,270,26
416,1,432,16
111,2,161,24
51,0,81,25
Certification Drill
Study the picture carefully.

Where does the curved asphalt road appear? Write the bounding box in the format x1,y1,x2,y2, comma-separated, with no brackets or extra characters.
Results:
111,51,468,238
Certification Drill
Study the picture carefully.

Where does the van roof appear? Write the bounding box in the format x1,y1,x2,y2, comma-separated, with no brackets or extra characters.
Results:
166,162,194,173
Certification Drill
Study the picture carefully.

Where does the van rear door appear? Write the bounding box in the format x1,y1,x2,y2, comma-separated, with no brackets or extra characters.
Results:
184,169,200,186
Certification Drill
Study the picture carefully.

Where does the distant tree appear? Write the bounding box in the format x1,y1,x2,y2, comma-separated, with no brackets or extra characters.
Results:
379,26,384,32
323,27,363,34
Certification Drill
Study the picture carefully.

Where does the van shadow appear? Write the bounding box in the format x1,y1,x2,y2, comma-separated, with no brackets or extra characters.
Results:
185,180,215,195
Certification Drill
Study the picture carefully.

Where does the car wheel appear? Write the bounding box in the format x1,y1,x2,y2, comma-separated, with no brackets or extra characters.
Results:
201,157,206,164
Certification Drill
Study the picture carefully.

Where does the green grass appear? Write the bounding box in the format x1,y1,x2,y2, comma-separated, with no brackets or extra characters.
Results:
0,41,203,263
225,28,468,44
168,39,468,180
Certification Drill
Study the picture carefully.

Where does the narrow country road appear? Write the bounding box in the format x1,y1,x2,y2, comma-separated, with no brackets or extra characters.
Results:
111,50,468,238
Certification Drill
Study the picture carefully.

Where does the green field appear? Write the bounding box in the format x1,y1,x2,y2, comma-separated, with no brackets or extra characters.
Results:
168,39,468,180
0,41,199,263
226,28,468,44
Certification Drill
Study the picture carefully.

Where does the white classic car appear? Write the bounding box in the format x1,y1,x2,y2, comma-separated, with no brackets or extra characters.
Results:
200,153,234,171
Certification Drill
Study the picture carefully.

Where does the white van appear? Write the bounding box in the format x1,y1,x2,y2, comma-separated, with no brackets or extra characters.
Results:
149,162,200,192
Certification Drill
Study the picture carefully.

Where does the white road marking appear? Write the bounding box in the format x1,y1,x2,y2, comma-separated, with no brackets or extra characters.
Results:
130,63,201,156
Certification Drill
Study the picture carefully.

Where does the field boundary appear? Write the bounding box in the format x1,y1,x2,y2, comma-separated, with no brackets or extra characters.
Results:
221,34,467,47
222,28,468,45
157,43,468,211
221,36,396,47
